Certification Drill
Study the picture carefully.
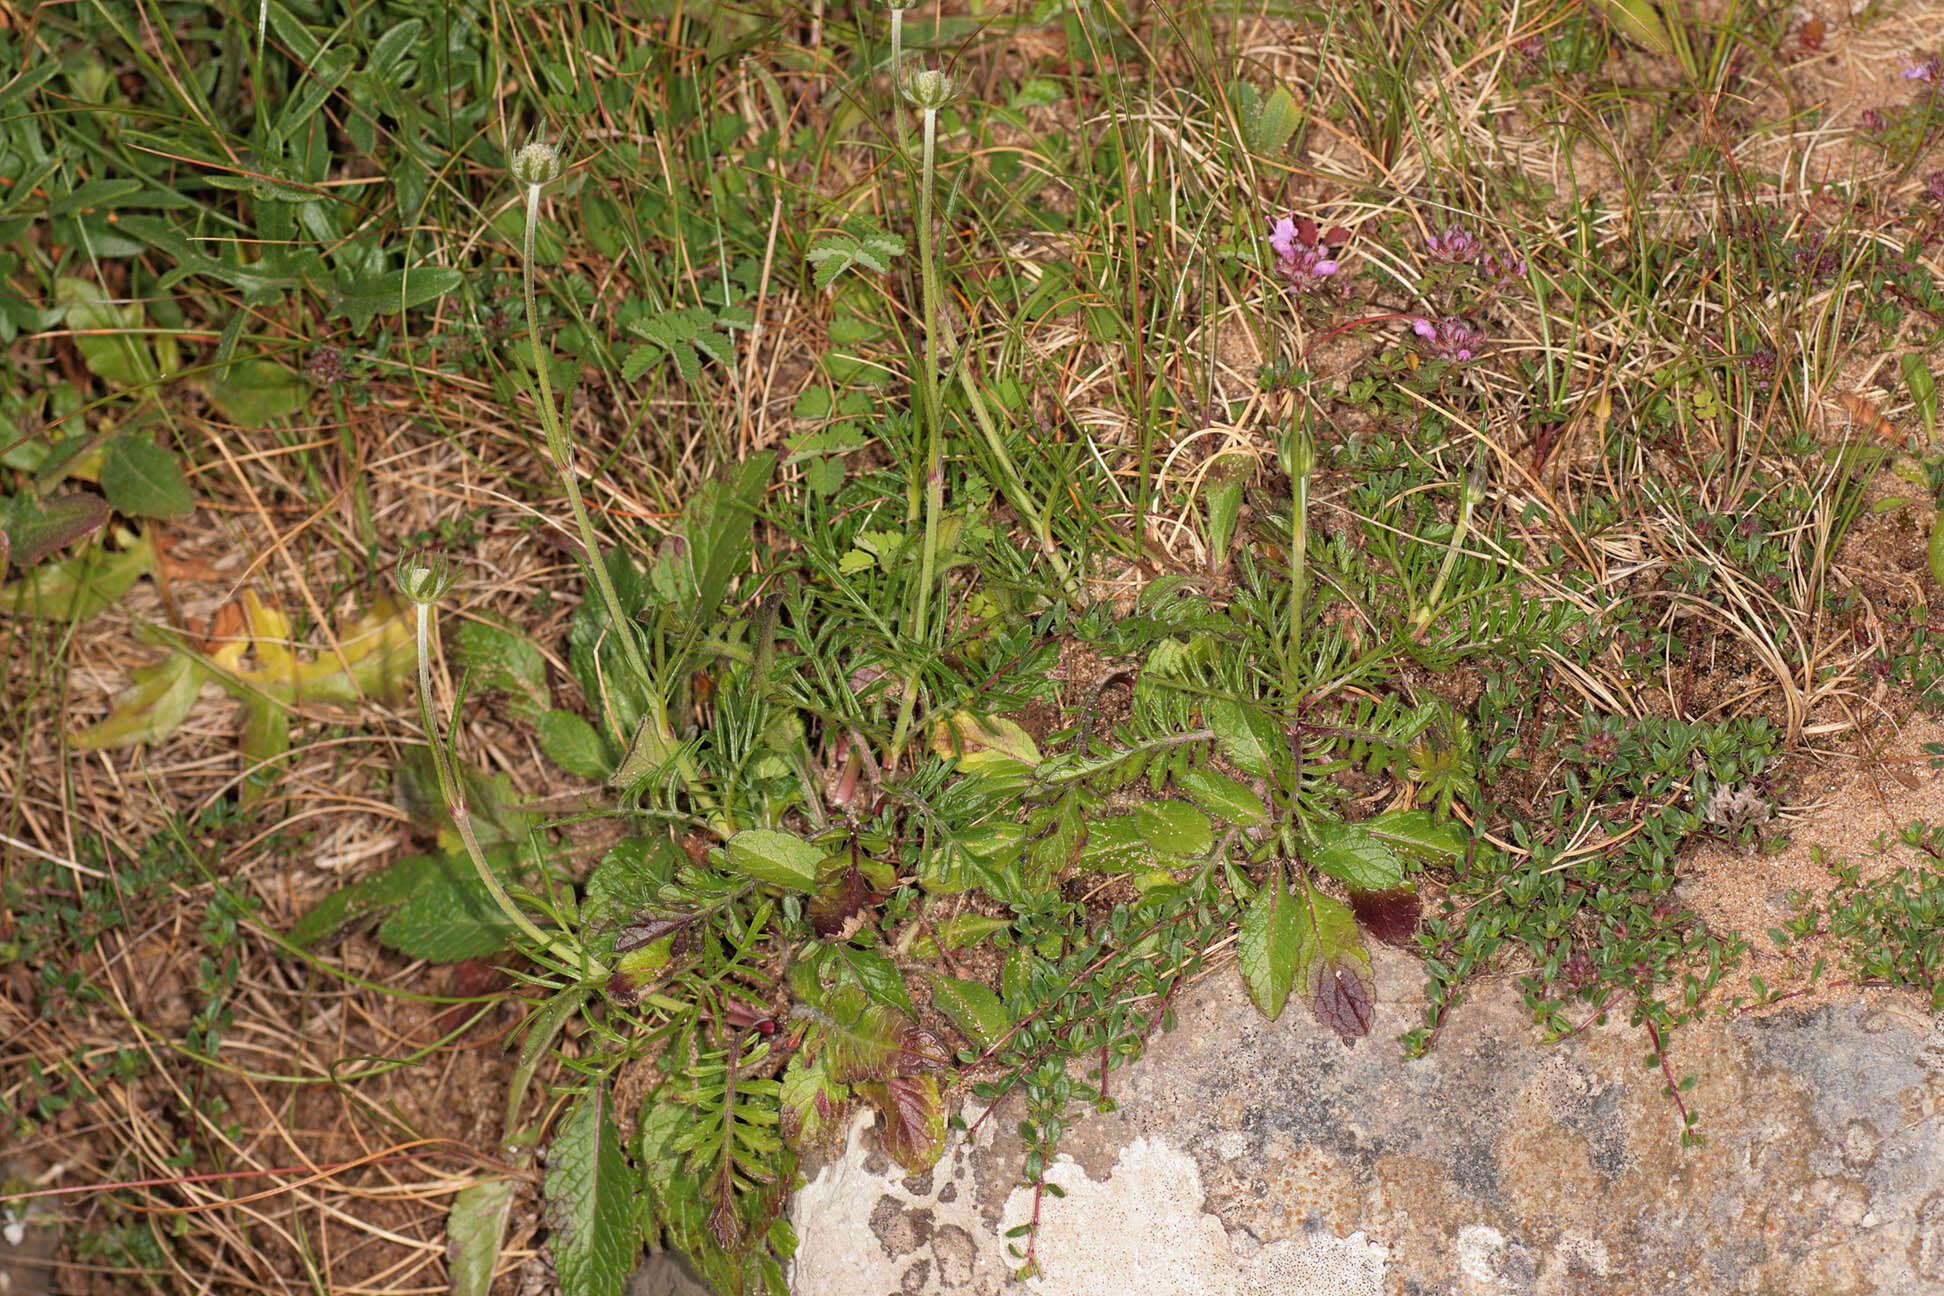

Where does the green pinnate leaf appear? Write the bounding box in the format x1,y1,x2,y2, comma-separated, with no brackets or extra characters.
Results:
328,266,464,331
806,230,905,289
1024,790,1086,891
724,828,820,892
447,1179,518,1296
1178,767,1267,827
545,1085,638,1296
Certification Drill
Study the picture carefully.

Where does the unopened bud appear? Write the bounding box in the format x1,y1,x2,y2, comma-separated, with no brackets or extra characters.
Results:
394,549,458,606
510,141,561,189
902,67,955,111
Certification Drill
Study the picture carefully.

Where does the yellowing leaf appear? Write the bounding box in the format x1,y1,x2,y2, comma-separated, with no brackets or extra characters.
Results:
203,590,415,703
71,651,208,750
929,711,1042,764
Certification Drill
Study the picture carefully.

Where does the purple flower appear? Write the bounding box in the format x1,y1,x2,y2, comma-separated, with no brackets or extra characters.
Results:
1903,56,1941,84
1859,107,1887,133
1412,316,1487,363
1424,225,1483,264
1928,170,1944,205
1267,213,1349,292
1481,251,1528,283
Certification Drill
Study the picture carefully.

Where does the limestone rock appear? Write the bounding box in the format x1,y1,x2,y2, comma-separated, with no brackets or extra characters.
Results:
787,946,1944,1295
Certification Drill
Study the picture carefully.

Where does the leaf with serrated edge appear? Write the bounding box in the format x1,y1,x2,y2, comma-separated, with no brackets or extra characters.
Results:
779,1053,850,1149
376,851,517,962
1205,696,1280,778
1349,887,1420,948
817,986,951,1082
545,1086,637,1296
447,1179,517,1296
1178,767,1267,826
928,973,1009,1051
1238,873,1306,1019
1359,807,1468,865
725,828,820,892
1136,800,1212,857
1308,822,1406,891
857,1073,945,1174
1298,885,1374,1038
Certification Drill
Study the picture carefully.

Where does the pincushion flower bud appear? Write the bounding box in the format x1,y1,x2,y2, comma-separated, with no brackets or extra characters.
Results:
902,67,955,111
510,141,561,189
394,549,458,606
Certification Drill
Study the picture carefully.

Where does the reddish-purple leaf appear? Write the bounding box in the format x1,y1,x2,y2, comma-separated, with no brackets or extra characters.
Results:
857,1073,946,1174
615,915,687,952
707,1169,743,1251
820,986,951,1082
7,493,109,567
809,864,884,937
1306,956,1375,1038
1349,887,1420,948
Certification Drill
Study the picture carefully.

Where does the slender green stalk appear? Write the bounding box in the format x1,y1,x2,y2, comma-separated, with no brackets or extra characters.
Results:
411,597,596,974
890,77,953,762
513,147,654,701
1411,459,1487,638
1285,426,1312,705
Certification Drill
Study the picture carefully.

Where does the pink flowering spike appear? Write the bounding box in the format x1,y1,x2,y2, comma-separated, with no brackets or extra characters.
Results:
1315,260,1340,276
1269,215,1301,261
1413,318,1436,339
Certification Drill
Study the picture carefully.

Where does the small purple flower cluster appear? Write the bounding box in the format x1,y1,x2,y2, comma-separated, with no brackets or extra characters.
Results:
1267,214,1350,292
1423,222,1527,284
1858,51,1943,141
1411,316,1488,363
1424,225,1483,264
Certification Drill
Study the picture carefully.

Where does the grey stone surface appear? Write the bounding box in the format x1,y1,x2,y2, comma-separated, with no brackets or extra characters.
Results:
788,946,1944,1295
